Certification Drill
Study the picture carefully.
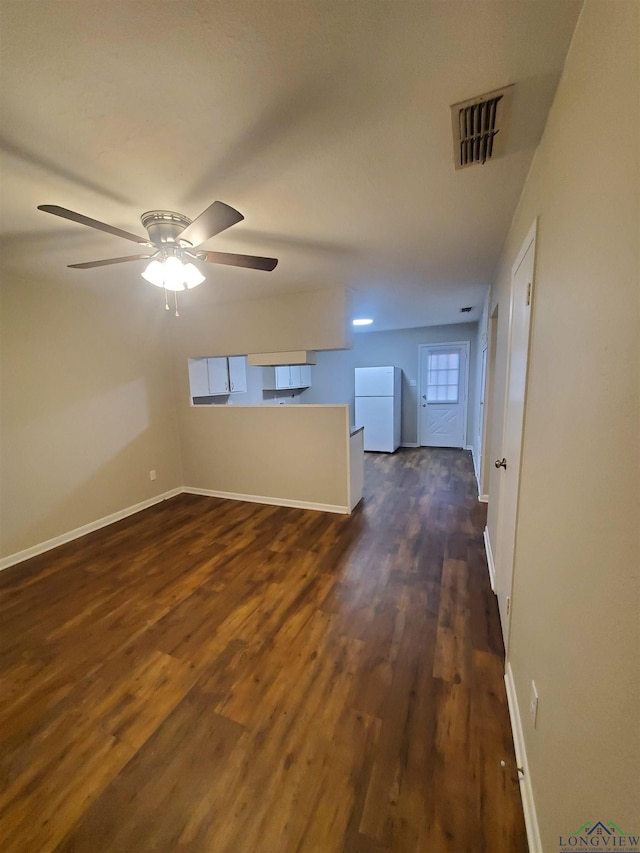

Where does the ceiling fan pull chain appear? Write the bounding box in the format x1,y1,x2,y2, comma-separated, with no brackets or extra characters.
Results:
164,287,170,311
174,291,180,317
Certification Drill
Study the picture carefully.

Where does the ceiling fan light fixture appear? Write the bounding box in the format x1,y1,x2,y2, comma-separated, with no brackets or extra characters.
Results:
141,259,166,287
183,262,206,289
38,201,277,314
141,256,194,291
163,256,186,291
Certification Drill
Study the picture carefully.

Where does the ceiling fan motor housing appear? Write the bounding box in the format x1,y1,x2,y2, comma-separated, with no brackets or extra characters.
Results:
140,211,193,248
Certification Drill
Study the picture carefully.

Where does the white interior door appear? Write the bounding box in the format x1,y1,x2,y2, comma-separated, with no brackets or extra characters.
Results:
495,220,537,650
419,343,469,448
477,344,488,481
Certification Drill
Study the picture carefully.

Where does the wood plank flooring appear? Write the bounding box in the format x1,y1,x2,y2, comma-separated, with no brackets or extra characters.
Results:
0,448,528,852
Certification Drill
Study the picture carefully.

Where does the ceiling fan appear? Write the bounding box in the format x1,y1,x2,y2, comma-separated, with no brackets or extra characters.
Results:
37,200,278,309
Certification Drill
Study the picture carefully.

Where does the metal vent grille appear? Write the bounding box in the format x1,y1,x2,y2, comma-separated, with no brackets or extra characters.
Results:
451,85,514,170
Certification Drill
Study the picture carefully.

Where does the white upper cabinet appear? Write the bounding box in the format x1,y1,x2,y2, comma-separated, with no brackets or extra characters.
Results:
188,358,211,397
275,365,290,389
207,357,230,394
299,365,311,387
289,365,302,388
262,364,312,390
228,356,247,393
188,356,247,398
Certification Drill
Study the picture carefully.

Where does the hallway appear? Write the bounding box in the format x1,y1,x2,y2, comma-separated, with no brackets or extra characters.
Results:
0,448,527,852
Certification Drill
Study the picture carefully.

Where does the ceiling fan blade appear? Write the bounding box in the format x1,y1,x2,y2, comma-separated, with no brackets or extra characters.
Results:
38,205,149,245
68,254,152,269
200,251,278,272
179,201,244,247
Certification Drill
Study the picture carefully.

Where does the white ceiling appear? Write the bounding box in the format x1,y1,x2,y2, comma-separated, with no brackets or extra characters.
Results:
0,1,582,332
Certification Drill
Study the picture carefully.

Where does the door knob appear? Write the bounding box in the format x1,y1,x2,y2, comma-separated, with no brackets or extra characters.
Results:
495,458,507,469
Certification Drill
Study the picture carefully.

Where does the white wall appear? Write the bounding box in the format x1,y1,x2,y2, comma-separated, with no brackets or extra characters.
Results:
486,2,639,848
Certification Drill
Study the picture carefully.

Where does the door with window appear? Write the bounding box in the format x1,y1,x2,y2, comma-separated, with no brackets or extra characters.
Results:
419,342,469,448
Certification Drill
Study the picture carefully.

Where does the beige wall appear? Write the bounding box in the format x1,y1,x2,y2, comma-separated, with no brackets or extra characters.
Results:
1,281,352,560
170,286,351,358
179,404,350,510
486,1,639,847
171,286,353,509
0,271,183,559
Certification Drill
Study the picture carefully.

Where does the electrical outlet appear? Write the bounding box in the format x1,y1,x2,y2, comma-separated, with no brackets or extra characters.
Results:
529,681,539,728
409,379,417,387
149,469,156,481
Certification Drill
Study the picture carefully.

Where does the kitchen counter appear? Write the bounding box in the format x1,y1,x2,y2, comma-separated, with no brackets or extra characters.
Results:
180,403,364,514
348,426,364,510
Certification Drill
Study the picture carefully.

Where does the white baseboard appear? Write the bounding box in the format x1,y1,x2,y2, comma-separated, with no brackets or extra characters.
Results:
400,442,419,448
0,488,183,573
504,662,542,853
184,487,349,515
0,486,350,573
483,526,496,593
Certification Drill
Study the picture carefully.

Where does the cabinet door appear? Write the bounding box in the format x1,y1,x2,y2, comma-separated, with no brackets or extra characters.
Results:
188,358,211,397
289,365,302,388
261,367,276,390
299,365,311,387
275,365,291,389
207,357,230,394
228,356,247,393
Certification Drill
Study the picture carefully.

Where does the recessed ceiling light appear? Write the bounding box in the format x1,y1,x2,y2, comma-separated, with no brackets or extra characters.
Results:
353,318,373,326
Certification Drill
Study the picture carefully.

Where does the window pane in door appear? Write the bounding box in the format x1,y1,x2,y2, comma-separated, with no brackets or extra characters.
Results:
427,351,460,403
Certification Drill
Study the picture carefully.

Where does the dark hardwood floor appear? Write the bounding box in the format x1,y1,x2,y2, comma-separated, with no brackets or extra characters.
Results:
0,448,527,852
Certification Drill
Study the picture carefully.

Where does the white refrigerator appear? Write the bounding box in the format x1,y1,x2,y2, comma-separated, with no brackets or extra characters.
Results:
354,366,402,452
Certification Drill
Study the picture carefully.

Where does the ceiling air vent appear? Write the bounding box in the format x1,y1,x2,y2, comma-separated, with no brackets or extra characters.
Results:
451,84,514,170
